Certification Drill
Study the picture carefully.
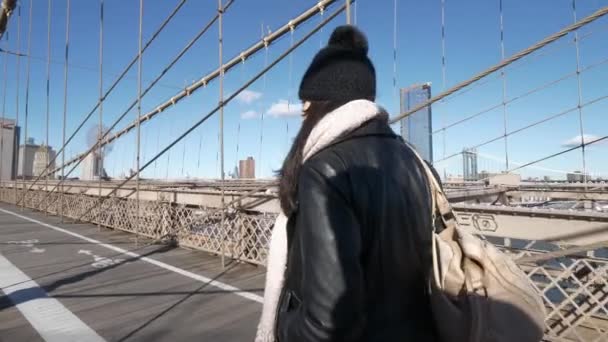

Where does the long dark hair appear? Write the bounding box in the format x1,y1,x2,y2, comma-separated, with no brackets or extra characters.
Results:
278,100,345,216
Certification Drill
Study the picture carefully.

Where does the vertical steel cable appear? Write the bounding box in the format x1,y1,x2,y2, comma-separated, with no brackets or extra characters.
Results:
136,0,144,238
499,0,509,171
286,29,294,154
319,7,325,48
26,0,189,191
345,0,350,24
13,4,21,202
392,0,398,103
389,6,608,126
440,0,447,177
71,2,350,224
197,128,203,171
22,0,33,209
0,43,8,189
218,0,226,267
181,135,186,176
142,128,148,169
155,125,160,177
166,121,171,180
215,132,219,176
258,24,268,178
234,122,240,176
61,0,71,222
97,0,104,228
572,0,587,186
45,0,51,206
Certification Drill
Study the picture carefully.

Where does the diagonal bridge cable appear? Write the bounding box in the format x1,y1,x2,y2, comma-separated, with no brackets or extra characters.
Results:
69,2,349,224
17,0,229,206
15,0,189,201
432,22,608,108
388,5,608,125
433,55,608,135
22,0,343,209
433,91,608,165
50,0,342,177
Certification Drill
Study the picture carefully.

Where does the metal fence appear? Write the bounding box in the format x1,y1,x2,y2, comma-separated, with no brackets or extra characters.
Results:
1,185,607,341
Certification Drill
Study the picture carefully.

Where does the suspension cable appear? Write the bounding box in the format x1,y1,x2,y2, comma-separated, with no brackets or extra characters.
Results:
12,3,20,201
392,0,398,104
215,129,219,178
44,0,51,194
433,56,608,134
24,0,189,185
96,0,103,227
52,0,336,176
499,0,509,171
440,0,447,163
70,2,348,222
218,0,226,268
20,0,236,202
0,42,7,185
234,121,240,177
572,0,587,186
166,121,171,180
434,92,608,165
135,0,143,240
258,25,268,178
286,28,294,156
181,135,187,176
21,0,32,208
509,135,608,175
389,5,608,125
23,0,346,208
13,54,180,90
197,126,203,173
60,0,71,221
434,22,608,107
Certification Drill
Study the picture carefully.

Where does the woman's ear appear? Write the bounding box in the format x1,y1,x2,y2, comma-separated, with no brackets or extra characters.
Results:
302,101,311,112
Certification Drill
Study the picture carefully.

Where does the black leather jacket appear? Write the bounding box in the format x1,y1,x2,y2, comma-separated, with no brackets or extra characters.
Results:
276,118,437,341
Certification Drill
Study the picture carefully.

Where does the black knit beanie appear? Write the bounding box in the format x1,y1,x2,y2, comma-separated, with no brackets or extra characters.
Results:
298,25,376,102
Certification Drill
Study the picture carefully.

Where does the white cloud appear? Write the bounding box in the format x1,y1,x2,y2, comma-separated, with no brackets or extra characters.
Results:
267,99,302,118
236,90,262,104
241,110,259,120
562,134,603,148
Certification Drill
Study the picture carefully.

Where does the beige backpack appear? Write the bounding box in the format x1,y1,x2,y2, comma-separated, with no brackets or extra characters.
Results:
412,148,546,342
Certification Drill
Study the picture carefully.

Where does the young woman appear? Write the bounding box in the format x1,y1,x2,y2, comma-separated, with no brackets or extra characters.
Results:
257,25,437,342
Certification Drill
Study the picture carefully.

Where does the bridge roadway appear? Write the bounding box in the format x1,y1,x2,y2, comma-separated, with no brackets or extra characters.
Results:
0,203,264,342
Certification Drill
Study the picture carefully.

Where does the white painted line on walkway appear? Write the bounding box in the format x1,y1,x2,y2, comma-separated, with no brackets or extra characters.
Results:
0,253,106,342
0,208,263,304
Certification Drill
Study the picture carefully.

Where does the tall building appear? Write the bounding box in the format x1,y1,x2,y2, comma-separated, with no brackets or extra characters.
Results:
0,118,20,180
567,171,588,183
400,83,433,162
81,152,106,180
18,140,40,179
32,145,56,178
230,165,239,179
238,157,255,179
463,148,479,181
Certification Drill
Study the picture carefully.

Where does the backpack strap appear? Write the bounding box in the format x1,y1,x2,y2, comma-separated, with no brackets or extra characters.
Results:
395,136,457,233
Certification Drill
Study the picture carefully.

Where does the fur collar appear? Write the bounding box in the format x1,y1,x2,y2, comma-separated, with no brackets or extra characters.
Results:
255,99,384,342
303,99,386,161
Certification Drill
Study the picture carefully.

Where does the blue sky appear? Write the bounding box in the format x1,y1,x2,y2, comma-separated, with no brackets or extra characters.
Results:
1,0,607,180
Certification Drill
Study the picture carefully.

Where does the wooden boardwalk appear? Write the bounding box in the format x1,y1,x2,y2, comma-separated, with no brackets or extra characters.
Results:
0,203,264,342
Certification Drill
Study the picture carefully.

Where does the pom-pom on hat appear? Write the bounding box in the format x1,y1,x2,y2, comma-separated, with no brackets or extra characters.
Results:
298,25,376,103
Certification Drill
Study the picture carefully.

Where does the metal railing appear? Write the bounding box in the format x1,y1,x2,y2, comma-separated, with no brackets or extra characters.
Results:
1,183,606,341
